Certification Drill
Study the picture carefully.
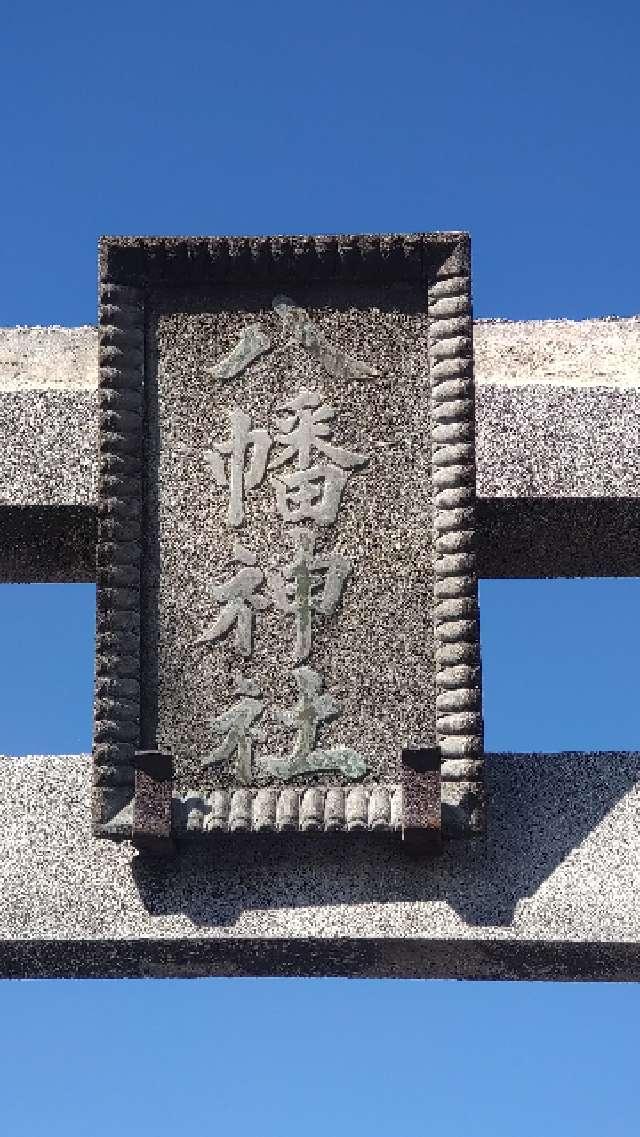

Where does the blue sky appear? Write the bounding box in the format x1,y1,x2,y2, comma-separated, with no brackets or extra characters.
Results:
1,0,640,1133
1,0,639,325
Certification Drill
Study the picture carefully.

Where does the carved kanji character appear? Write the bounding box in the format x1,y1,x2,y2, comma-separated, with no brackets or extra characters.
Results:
203,674,264,783
205,408,271,528
208,325,271,381
272,463,350,526
258,666,366,781
272,295,378,381
269,388,367,524
270,387,367,471
196,544,269,658
269,530,351,661
277,665,339,754
207,296,379,383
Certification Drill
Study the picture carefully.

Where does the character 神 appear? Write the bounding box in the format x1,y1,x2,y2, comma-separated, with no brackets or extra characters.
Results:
269,529,352,661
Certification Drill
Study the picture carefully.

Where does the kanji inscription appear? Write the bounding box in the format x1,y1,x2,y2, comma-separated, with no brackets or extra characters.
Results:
205,410,271,528
203,673,264,784
195,338,369,784
260,667,367,781
269,530,351,663
148,271,441,805
94,232,482,844
270,389,368,525
194,544,269,658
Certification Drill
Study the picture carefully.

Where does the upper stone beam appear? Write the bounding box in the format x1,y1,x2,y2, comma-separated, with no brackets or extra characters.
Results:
0,318,639,580
475,315,640,385
3,315,638,390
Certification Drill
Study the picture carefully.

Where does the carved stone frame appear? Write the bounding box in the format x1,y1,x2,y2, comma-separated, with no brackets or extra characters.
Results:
93,233,484,841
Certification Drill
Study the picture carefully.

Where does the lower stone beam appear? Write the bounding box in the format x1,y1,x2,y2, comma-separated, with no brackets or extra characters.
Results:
1,752,639,981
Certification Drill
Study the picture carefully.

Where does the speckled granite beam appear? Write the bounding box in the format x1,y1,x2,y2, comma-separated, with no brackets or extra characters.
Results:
1,753,640,980
1,318,640,979
1,318,639,581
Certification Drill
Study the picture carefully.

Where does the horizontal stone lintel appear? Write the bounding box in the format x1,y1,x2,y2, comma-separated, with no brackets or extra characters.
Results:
2,319,639,580
2,753,640,981
2,498,639,582
1,938,639,982
1,395,639,580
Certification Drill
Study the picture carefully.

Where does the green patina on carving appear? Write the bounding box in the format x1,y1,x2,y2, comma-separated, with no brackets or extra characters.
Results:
259,666,367,782
194,544,270,659
207,324,271,381
263,747,367,782
199,305,371,785
272,295,378,381
269,529,351,662
207,297,378,384
202,674,264,784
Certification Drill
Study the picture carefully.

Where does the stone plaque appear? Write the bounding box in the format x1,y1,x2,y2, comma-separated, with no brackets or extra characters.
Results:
93,233,483,848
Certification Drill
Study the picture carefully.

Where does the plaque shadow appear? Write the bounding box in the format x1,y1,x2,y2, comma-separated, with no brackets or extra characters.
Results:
131,751,640,928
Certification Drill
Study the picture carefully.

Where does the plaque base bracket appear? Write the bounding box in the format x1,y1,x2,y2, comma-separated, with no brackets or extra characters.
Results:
401,748,442,855
132,751,175,856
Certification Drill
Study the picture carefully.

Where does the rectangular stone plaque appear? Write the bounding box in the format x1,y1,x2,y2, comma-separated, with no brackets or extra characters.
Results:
93,233,483,845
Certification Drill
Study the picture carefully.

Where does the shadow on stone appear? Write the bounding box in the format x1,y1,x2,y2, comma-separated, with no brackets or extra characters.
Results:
131,751,640,928
477,497,640,578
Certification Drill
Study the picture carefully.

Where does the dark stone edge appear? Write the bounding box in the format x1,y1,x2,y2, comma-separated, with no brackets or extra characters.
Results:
476,497,640,578
92,274,145,835
0,505,96,583
1,937,638,981
99,232,466,288
92,232,480,839
5,499,637,587
427,236,484,831
132,750,174,853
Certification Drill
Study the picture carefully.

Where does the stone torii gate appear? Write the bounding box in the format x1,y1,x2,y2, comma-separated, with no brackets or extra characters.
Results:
1,309,639,981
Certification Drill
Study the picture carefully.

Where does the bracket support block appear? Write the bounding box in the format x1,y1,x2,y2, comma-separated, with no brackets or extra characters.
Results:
401,747,442,855
132,750,175,856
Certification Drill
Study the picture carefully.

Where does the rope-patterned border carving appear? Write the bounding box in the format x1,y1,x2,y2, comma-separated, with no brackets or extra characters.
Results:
92,233,483,840
428,240,485,834
174,785,404,835
99,233,425,288
92,273,144,837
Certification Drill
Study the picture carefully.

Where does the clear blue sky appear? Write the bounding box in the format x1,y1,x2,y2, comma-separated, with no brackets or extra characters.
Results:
1,0,640,1134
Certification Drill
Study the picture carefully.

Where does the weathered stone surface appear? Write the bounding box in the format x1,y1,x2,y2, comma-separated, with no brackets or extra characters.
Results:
476,381,640,499
1,312,640,978
2,391,639,582
474,315,640,384
92,234,482,841
0,325,96,391
150,283,440,798
1,752,640,979
2,318,639,532
5,314,638,393
0,390,96,508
